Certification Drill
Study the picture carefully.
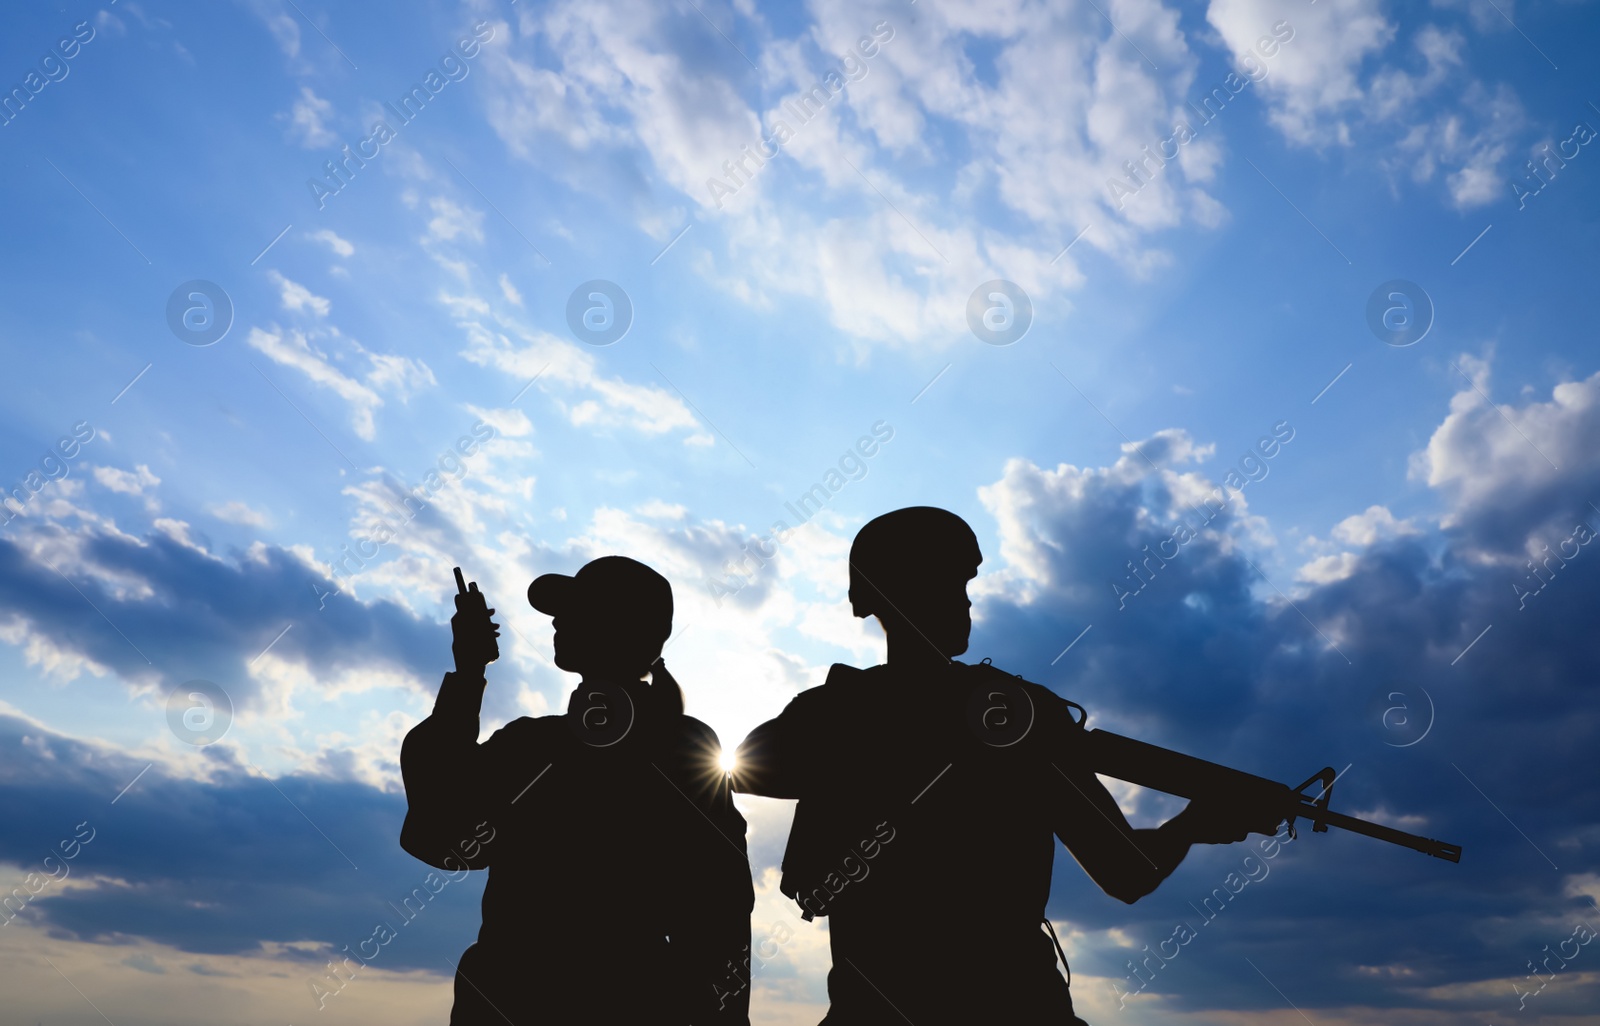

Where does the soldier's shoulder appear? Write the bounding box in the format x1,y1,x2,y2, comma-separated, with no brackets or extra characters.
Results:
961,660,1083,712
676,713,721,747
489,713,565,742
796,662,878,700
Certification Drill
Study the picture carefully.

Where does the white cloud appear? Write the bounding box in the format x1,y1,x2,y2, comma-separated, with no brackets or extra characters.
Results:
1208,0,1394,147
267,270,331,318
1411,356,1600,549
1388,80,1521,210
91,464,160,496
250,262,435,441
426,196,486,243
246,327,383,440
1331,505,1419,547
259,7,300,59
1211,2,1526,210
206,501,269,528
1367,24,1464,122
498,272,523,306
1296,551,1359,584
308,228,354,257
153,517,210,552
309,708,417,792
285,86,335,147
363,347,437,398
1562,871,1600,910
460,319,702,440
0,614,112,682
635,500,686,520
475,0,1225,350
465,405,535,438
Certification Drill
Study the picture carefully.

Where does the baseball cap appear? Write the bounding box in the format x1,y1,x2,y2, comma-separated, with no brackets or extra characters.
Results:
527,555,674,643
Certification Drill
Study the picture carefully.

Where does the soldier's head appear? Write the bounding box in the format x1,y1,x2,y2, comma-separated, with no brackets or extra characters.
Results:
848,506,982,659
528,556,673,679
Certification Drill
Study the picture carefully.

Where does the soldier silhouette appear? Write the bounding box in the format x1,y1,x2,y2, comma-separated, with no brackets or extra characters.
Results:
733,507,1282,1024
401,556,753,1024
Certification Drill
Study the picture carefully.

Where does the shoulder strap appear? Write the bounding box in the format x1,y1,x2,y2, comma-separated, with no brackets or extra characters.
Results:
1043,917,1092,1024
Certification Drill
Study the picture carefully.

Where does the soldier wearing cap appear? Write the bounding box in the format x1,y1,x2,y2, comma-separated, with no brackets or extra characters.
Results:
401,556,753,1024
733,507,1279,1024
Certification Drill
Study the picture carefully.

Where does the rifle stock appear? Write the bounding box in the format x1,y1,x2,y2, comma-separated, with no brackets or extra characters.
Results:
970,660,1463,863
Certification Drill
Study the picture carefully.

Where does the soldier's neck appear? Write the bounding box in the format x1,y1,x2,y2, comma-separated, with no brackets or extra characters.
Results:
576,670,645,687
885,634,952,674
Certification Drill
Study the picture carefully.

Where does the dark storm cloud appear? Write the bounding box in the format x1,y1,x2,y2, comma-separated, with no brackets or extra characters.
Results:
0,520,445,704
0,714,484,975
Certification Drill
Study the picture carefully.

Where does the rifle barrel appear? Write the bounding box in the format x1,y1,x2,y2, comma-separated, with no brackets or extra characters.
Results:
1292,802,1461,862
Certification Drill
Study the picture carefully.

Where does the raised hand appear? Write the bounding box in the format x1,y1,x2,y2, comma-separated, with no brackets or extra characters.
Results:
451,567,501,675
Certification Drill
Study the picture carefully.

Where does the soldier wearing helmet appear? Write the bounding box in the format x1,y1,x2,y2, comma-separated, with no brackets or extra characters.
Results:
733,506,1278,1024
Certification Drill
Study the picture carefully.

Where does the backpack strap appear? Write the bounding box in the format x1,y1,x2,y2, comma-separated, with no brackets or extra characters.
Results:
1042,917,1093,1025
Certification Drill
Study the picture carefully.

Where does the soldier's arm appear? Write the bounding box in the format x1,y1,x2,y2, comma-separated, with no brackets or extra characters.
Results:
1039,693,1267,904
732,665,851,797
1048,755,1200,903
730,713,797,798
399,669,510,871
732,685,829,799
401,575,510,870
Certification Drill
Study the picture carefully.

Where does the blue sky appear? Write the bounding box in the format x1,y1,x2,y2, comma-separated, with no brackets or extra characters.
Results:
3,0,1600,1022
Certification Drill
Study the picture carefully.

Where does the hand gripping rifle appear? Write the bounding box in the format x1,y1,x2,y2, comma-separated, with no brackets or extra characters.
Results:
975,660,1462,862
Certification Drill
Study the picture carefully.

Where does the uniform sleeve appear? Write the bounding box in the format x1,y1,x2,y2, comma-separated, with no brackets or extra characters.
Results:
1022,683,1195,903
398,670,514,871
731,670,839,798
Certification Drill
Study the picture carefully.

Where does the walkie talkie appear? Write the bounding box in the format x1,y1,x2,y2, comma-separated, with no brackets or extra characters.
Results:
453,566,500,665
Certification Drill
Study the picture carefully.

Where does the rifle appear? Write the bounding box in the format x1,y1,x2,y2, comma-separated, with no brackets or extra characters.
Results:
974,660,1462,863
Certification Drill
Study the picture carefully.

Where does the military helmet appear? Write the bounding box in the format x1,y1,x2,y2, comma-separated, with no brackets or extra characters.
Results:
847,506,982,618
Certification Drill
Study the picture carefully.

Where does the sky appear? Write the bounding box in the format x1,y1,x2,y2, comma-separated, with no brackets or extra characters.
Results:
2,0,1600,1023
